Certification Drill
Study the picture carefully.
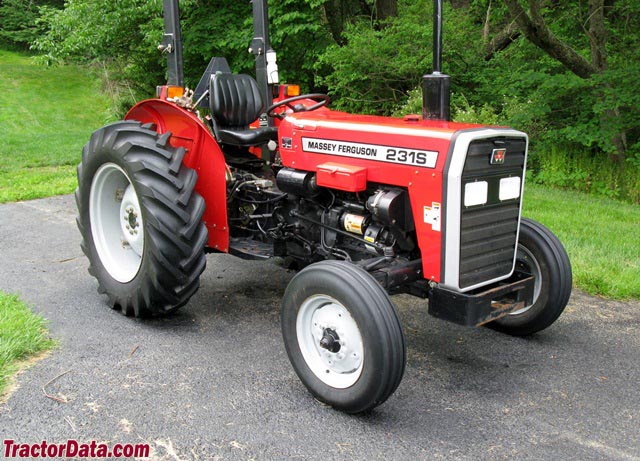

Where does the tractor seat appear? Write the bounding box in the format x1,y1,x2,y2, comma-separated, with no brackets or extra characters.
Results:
209,73,278,146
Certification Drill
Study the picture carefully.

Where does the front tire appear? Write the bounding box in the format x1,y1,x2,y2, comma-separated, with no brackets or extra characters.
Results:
281,261,406,413
76,121,208,317
490,218,572,336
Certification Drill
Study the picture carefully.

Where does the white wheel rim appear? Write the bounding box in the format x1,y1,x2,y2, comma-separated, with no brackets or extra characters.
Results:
90,163,144,283
296,295,364,389
510,245,542,315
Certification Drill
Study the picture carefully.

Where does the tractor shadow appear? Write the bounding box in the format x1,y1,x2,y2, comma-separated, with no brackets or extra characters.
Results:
389,290,608,411
141,254,294,331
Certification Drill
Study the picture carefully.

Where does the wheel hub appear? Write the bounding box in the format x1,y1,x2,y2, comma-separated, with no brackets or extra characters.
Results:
119,185,144,255
89,163,144,283
319,328,341,353
297,295,364,388
125,207,139,234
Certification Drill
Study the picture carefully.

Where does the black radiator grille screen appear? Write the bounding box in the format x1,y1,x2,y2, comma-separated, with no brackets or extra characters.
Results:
459,137,526,289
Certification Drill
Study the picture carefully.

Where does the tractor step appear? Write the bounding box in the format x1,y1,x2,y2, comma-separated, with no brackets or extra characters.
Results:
228,237,274,260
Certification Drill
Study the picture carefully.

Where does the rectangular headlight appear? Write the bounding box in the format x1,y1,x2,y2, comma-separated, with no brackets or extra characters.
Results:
499,177,521,201
464,181,488,207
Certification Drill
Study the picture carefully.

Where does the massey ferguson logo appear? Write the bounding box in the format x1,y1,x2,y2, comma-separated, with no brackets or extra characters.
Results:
490,148,507,165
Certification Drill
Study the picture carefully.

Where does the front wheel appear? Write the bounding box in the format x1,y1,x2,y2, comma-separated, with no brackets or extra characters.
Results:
490,218,572,336
281,261,406,413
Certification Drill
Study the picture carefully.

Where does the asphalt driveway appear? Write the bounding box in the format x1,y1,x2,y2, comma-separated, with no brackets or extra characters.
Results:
1,195,639,460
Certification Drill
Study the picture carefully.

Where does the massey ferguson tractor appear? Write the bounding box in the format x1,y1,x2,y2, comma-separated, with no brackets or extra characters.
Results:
76,0,572,413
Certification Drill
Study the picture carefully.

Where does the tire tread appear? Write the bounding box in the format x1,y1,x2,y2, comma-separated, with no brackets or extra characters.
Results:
76,121,208,316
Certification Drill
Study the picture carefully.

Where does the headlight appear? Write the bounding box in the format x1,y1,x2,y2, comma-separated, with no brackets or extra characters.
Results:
499,176,521,201
464,181,488,207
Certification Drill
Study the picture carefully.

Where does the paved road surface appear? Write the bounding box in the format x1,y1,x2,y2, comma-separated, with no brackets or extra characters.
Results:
1,195,638,460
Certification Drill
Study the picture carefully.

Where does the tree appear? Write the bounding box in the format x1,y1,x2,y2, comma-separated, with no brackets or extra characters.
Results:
0,0,64,48
320,0,398,44
501,0,628,164
502,0,601,79
375,0,398,20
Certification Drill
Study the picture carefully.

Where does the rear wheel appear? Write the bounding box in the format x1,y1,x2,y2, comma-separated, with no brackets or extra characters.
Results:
76,121,208,316
490,218,572,336
281,261,406,413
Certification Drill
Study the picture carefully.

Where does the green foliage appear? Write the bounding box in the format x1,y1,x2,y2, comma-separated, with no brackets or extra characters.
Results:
528,146,640,204
179,1,253,89
0,292,55,396
0,0,63,48
33,0,166,95
270,0,334,91
33,0,331,101
317,0,433,114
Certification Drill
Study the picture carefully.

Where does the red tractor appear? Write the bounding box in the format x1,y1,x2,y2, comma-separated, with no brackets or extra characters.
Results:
76,0,572,413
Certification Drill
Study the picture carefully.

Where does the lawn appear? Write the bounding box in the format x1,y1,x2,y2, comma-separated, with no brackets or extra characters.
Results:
0,49,109,396
0,49,114,202
523,184,640,300
0,293,55,397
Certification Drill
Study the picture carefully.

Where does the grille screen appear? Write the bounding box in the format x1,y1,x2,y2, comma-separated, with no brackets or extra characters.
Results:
459,138,526,289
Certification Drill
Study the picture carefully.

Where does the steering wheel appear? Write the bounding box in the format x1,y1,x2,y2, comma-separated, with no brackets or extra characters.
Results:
266,94,330,119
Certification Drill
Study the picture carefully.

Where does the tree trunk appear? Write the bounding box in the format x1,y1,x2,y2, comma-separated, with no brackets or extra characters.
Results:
451,0,471,8
587,0,627,166
321,0,365,45
483,1,492,42
502,0,627,164
321,0,396,43
502,0,599,79
375,0,398,20
484,22,521,60
588,0,607,70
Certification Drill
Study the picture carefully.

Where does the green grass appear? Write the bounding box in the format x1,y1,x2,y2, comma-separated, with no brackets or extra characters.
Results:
523,183,640,300
0,292,55,397
0,49,114,203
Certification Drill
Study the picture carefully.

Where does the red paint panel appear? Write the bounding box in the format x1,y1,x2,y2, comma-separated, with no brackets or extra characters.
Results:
316,163,367,192
125,100,229,252
278,111,471,283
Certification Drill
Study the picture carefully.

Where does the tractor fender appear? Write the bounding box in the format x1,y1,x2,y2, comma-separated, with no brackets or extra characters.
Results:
126,99,229,252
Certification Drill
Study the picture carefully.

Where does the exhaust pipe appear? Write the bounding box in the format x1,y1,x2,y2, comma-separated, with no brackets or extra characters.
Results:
422,0,450,121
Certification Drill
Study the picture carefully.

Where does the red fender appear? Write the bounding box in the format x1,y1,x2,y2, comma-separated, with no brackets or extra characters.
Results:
126,99,229,252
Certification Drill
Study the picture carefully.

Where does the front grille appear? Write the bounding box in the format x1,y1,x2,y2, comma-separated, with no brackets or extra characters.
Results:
458,137,526,289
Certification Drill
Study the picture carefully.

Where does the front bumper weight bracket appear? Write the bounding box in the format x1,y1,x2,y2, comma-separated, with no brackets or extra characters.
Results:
427,271,535,327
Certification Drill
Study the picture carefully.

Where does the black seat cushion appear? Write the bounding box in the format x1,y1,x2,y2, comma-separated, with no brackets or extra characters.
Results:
218,126,278,146
209,73,277,146
210,73,264,127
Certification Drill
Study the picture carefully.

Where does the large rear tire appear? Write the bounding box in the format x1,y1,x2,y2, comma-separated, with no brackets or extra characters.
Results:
490,218,572,336
76,121,208,316
281,261,406,413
